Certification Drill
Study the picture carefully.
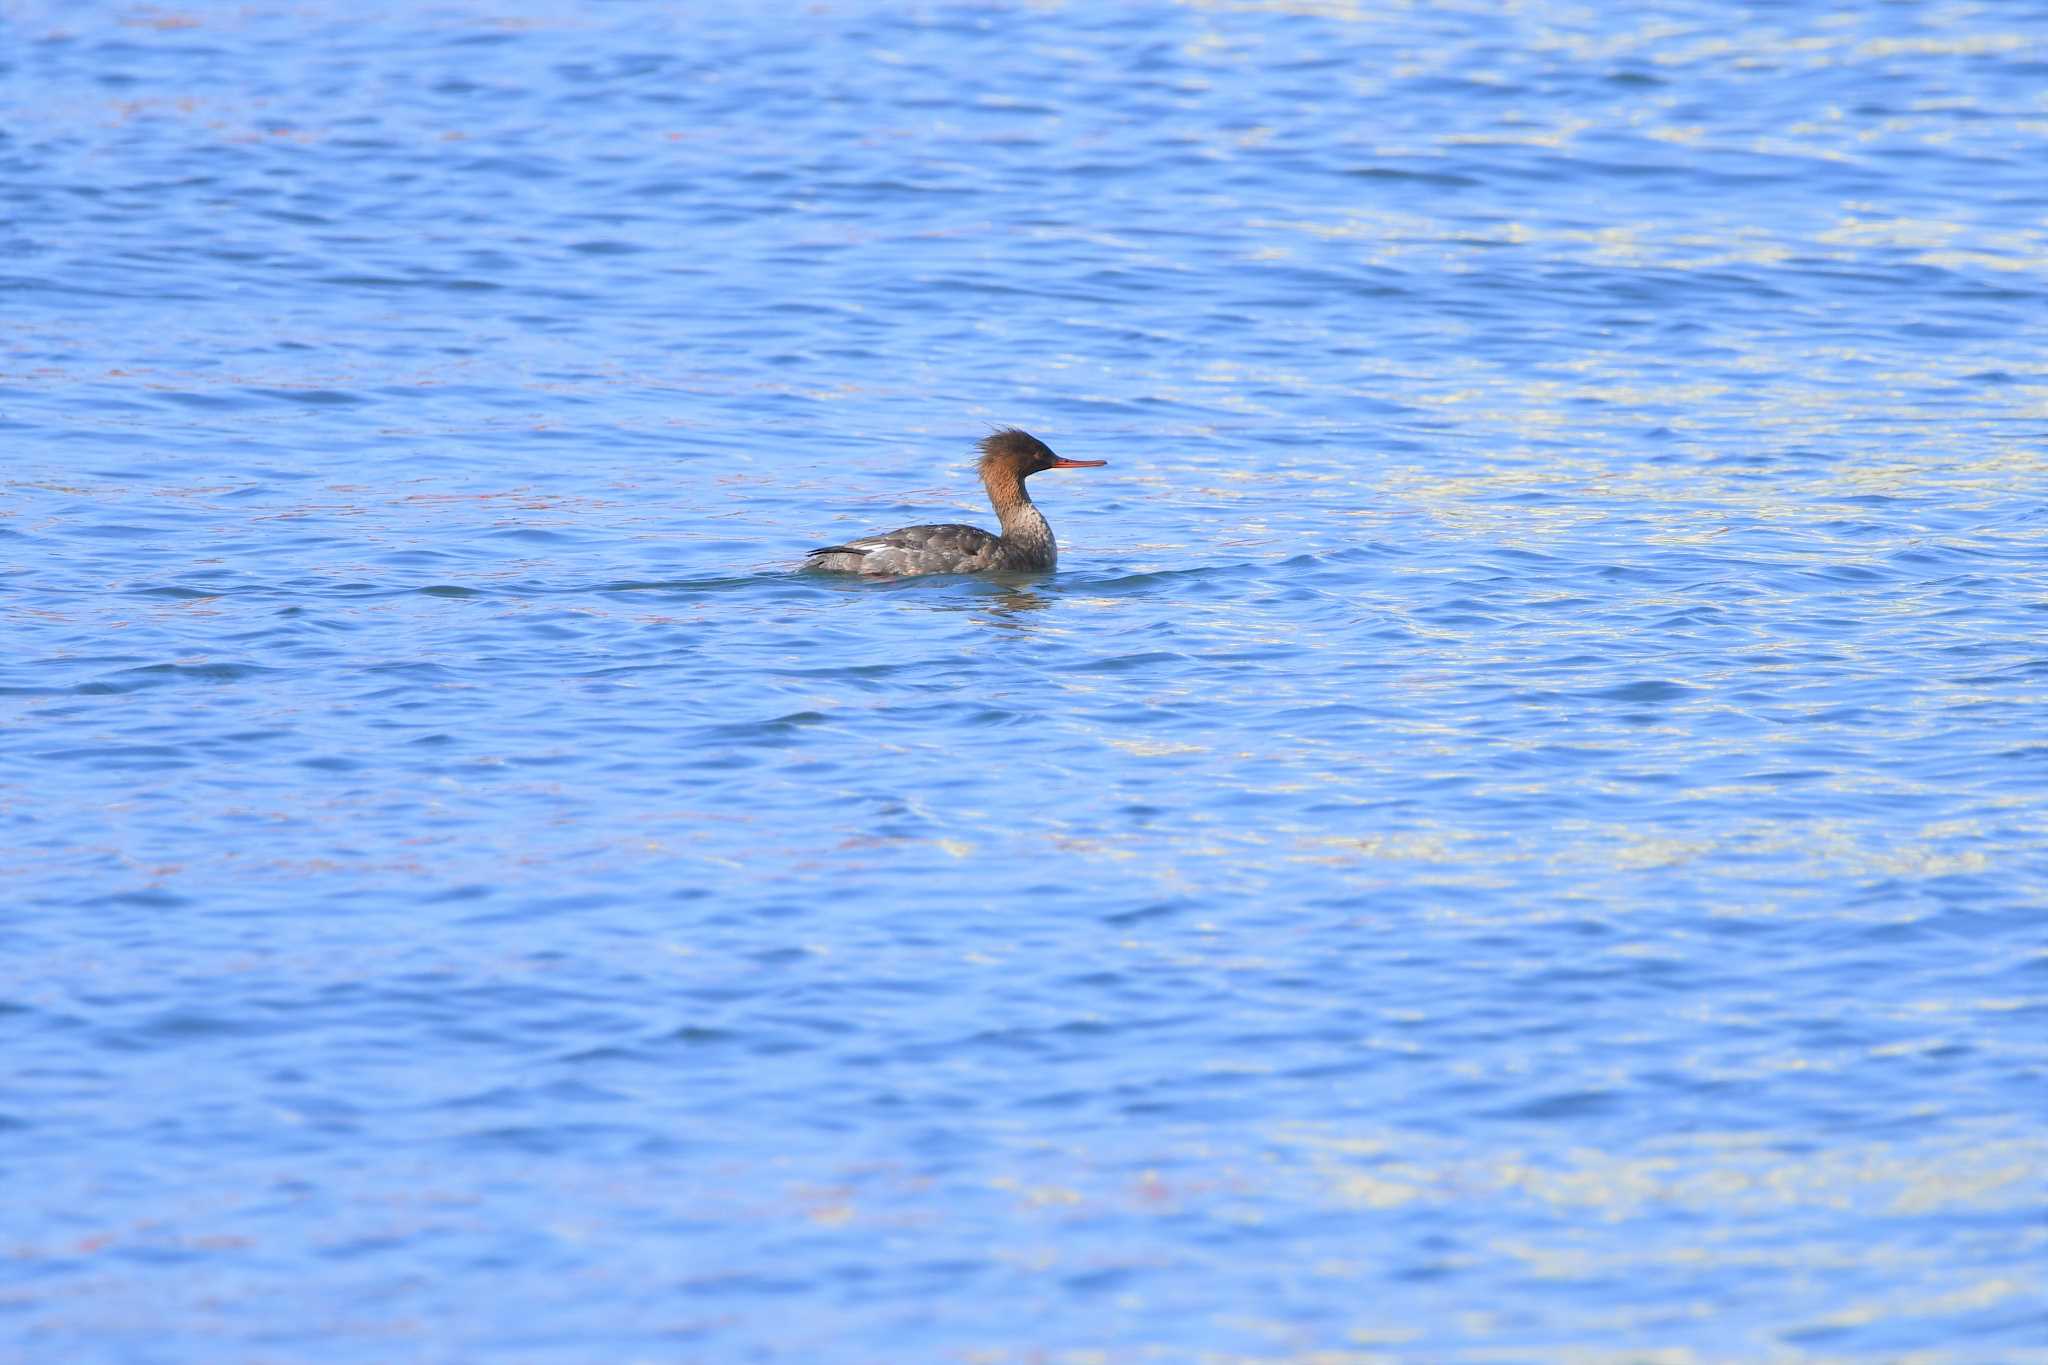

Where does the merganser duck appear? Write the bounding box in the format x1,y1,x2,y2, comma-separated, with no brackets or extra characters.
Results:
805,428,1106,576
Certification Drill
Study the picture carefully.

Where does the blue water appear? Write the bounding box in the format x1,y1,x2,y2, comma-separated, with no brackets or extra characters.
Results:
6,2,2048,1359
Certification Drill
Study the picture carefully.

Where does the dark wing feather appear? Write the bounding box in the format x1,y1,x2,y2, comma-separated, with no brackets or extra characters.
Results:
805,523,1001,575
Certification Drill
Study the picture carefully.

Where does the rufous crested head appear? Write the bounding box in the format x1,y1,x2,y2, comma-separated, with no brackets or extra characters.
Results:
976,427,1108,479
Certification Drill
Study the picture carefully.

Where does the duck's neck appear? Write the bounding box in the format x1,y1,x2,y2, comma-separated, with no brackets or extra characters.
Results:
984,468,1054,560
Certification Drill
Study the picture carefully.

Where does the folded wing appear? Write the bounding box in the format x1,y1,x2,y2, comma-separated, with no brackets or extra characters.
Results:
805,524,1002,576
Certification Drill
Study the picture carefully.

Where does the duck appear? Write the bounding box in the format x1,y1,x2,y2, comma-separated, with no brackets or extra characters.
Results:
805,428,1106,576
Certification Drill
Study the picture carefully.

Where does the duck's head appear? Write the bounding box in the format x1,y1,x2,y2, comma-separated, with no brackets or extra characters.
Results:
978,428,1108,480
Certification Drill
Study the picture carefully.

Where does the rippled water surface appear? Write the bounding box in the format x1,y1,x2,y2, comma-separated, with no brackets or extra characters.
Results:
6,2,2048,1360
